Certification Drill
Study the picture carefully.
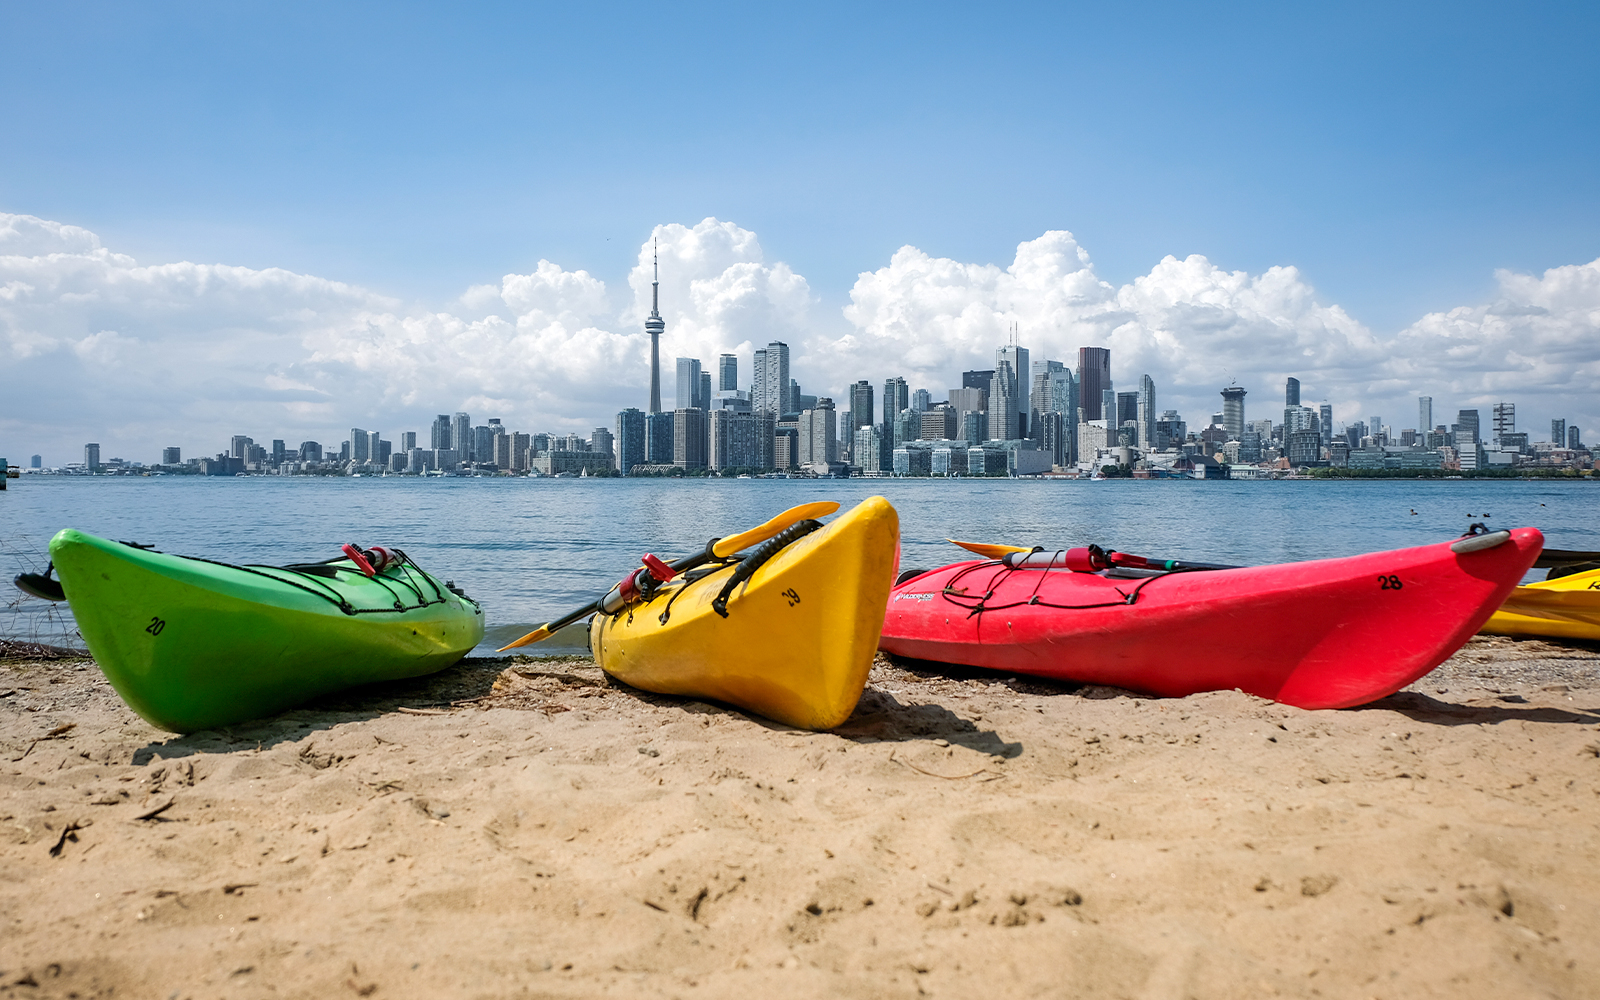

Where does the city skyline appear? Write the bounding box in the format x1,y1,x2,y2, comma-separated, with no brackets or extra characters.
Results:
5,213,1598,466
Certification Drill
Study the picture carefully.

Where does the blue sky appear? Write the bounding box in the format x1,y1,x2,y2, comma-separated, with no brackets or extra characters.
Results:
3,1,1599,460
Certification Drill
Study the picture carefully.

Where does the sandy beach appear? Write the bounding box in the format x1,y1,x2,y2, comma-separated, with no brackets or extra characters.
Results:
2,634,1598,999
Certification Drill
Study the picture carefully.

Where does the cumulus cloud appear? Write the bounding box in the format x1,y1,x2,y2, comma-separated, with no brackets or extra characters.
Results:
2,209,1596,465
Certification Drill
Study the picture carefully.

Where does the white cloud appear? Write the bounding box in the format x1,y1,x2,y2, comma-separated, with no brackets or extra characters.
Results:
2,208,1597,464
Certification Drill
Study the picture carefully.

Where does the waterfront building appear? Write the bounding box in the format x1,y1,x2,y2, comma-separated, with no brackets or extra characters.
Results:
615,408,646,474
1571,426,1583,449
708,408,731,472
510,433,531,472
84,443,101,472
854,425,883,473
1077,347,1111,421
1454,409,1481,444
1419,396,1433,435
1320,403,1333,449
1077,416,1107,464
673,408,708,470
646,240,665,413
1553,419,1567,448
367,431,382,466
30,455,41,469
491,434,511,471
161,447,181,465
1220,386,1247,440
450,412,470,460
718,354,738,392
646,410,674,464
231,435,251,460
408,447,434,473
1285,429,1322,466
349,429,368,464
1285,377,1300,407
591,427,614,461
708,411,773,471
271,440,286,464
1116,391,1138,433
299,441,322,463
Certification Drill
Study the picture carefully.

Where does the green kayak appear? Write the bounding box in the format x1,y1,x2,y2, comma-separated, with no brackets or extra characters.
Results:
43,529,484,733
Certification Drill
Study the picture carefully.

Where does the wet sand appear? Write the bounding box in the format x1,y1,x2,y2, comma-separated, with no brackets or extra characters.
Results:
2,634,1598,999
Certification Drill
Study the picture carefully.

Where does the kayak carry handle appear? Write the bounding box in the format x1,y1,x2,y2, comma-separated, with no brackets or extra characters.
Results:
711,519,824,618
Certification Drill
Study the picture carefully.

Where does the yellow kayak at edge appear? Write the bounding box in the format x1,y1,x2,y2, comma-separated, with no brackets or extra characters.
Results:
1480,566,1600,641
592,495,900,730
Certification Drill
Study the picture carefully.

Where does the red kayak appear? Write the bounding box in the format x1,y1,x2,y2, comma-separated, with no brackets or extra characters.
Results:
880,528,1543,709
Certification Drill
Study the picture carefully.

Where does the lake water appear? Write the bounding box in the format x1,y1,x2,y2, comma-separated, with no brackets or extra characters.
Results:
4,475,1595,654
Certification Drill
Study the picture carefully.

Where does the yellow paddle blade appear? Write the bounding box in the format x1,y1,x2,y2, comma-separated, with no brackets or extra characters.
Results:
948,538,1034,559
496,625,551,652
711,501,840,558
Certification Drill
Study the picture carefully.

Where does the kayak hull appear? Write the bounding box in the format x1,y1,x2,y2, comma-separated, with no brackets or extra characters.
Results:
880,529,1542,709
1481,567,1600,641
592,496,899,730
50,529,484,732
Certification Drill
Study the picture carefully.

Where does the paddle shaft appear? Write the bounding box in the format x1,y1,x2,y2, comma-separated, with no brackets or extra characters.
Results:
498,501,841,650
998,546,1240,573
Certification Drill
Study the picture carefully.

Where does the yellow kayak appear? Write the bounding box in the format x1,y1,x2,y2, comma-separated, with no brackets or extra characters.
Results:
592,496,900,729
1481,567,1600,641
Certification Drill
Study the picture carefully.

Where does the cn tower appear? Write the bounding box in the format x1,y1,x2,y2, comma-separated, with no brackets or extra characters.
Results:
646,238,664,413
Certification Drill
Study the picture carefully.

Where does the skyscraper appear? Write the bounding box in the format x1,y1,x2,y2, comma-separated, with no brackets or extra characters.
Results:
1454,409,1481,444
1137,375,1156,450
1418,396,1433,435
1029,360,1064,442
1285,377,1300,406
1077,347,1111,421
718,354,738,392
430,415,451,450
1492,402,1515,443
350,428,370,463
850,380,874,432
676,358,703,410
646,239,664,413
673,408,708,469
1552,418,1567,447
1220,386,1247,440
997,341,1029,437
84,443,101,472
615,408,646,474
1319,403,1333,449
752,342,790,415
452,412,471,460
646,410,674,464
989,362,1019,440
882,376,908,470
